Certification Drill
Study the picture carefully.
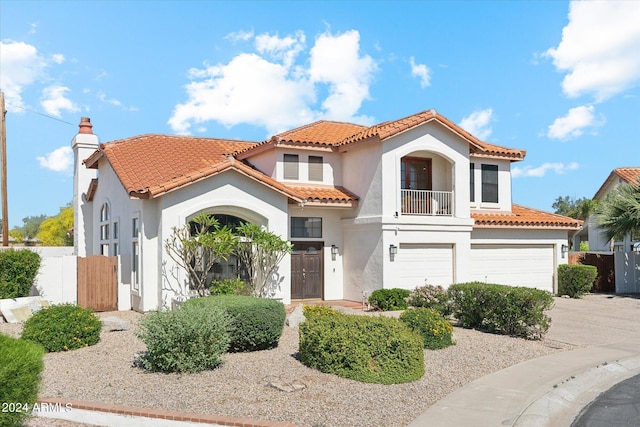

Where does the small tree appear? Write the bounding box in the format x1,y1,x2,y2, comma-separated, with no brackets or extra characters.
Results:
36,204,74,246
234,223,292,298
596,177,640,241
164,214,237,297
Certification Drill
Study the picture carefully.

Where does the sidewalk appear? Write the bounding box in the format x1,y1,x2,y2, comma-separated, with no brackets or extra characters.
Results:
409,294,640,427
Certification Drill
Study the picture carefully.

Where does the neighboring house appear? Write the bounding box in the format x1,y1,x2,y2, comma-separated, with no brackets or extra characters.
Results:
72,110,581,311
573,167,640,253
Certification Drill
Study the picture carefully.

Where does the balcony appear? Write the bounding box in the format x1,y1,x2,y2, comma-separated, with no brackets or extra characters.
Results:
401,189,453,216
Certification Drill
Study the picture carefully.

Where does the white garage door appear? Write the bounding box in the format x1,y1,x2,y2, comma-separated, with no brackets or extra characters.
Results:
470,244,554,292
397,244,454,289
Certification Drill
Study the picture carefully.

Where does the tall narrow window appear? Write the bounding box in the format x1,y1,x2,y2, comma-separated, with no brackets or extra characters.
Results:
308,156,323,181
283,154,299,180
99,203,110,256
132,216,140,291
481,164,499,203
470,163,475,202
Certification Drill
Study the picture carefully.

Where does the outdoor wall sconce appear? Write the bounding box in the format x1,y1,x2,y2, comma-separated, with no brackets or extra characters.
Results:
633,242,640,253
389,244,398,261
331,245,339,261
561,244,569,258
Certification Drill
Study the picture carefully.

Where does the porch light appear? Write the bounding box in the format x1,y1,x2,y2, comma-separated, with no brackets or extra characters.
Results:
561,244,569,258
331,245,339,261
389,244,398,261
633,242,640,253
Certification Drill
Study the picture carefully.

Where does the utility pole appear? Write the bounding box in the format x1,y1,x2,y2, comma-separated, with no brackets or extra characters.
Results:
0,91,8,246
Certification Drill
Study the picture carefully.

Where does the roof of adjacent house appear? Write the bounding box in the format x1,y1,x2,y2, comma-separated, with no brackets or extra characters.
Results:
471,204,583,229
593,167,640,199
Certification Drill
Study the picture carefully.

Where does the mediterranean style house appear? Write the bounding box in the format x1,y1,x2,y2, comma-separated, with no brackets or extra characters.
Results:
72,110,581,311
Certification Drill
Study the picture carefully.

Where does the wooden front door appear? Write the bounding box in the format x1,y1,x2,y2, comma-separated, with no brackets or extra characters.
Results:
291,242,323,299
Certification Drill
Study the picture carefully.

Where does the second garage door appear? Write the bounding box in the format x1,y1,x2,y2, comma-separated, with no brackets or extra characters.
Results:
470,244,555,292
397,244,454,289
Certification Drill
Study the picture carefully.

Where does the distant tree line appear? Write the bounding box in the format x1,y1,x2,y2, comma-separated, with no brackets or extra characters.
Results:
1,202,73,246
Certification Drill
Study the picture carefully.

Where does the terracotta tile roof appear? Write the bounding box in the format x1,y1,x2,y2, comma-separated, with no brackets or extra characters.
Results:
472,204,582,229
285,185,359,207
593,167,640,199
274,120,368,145
336,109,526,161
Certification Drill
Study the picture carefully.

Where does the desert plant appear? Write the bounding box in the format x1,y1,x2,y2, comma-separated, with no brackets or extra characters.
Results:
302,304,339,319
368,288,411,311
406,284,451,315
558,264,597,298
400,307,455,350
185,295,286,352
299,313,424,384
448,282,554,340
209,278,252,296
0,249,41,299
135,303,231,373
21,304,102,352
0,334,44,427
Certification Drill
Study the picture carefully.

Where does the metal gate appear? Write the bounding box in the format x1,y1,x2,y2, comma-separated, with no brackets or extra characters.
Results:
77,255,118,311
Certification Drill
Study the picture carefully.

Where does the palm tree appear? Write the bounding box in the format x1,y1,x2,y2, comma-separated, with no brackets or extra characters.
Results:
596,177,640,241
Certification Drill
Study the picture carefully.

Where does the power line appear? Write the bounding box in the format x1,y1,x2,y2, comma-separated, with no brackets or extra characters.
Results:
4,101,76,126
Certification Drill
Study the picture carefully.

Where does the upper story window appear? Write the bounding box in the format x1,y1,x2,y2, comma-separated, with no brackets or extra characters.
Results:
291,217,322,238
284,154,299,180
309,156,323,181
470,163,475,202
481,164,498,203
401,157,432,190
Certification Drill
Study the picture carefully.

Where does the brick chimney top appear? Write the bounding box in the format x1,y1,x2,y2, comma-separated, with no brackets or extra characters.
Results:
78,117,93,134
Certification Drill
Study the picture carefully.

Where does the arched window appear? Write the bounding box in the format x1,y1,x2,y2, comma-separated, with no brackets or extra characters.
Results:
99,202,119,256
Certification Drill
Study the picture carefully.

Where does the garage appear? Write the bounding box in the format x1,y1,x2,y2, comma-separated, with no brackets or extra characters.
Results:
470,244,555,292
397,244,454,289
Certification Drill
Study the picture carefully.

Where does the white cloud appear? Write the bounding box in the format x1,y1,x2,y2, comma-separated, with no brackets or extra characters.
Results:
37,146,73,173
544,1,640,101
95,90,138,112
225,29,254,42
51,54,65,64
547,105,603,140
512,162,579,178
169,29,377,135
409,57,430,88
458,108,493,140
0,41,47,112
40,85,79,117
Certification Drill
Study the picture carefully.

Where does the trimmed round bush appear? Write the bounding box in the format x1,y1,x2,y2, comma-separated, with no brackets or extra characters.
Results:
302,304,339,320
0,334,44,427
0,249,41,299
368,288,411,311
21,304,102,352
400,308,455,350
558,264,597,298
299,313,425,384
185,295,286,352
135,303,231,373
406,284,451,315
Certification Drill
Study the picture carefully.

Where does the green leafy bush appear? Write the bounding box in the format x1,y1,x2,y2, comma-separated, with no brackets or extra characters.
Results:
299,313,424,384
558,264,597,298
302,304,339,319
186,295,286,352
21,304,102,352
209,278,252,296
400,308,455,350
448,282,554,340
368,288,411,311
406,284,451,315
0,249,41,299
135,303,231,373
0,334,44,427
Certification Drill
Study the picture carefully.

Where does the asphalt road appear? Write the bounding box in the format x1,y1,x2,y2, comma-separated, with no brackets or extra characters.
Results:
571,373,640,427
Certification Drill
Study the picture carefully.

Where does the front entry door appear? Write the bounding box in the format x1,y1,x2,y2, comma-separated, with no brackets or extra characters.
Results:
291,242,323,299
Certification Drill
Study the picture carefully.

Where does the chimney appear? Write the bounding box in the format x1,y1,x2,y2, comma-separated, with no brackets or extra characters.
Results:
78,117,93,135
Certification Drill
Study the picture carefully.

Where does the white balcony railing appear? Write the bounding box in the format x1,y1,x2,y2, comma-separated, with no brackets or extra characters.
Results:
401,189,453,216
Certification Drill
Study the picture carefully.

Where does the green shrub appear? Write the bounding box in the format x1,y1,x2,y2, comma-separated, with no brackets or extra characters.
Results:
209,278,252,296
299,313,424,384
406,284,451,315
185,295,286,352
400,308,455,350
302,304,339,319
0,249,41,299
558,264,597,298
368,288,410,311
135,303,231,373
0,334,44,427
448,282,554,340
21,304,102,352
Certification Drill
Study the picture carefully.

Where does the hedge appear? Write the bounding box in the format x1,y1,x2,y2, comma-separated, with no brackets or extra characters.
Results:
0,249,41,299
368,288,410,311
558,264,597,298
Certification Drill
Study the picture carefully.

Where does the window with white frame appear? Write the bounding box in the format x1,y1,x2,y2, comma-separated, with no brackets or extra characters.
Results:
99,203,110,255
132,216,140,291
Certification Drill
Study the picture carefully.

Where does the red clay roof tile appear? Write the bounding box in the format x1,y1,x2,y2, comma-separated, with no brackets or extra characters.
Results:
472,204,582,229
593,167,640,199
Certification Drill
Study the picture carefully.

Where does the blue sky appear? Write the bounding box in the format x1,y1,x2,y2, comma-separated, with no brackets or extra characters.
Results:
1,0,639,228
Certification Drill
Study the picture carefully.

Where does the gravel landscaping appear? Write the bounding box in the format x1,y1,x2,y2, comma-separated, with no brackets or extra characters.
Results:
2,307,575,427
